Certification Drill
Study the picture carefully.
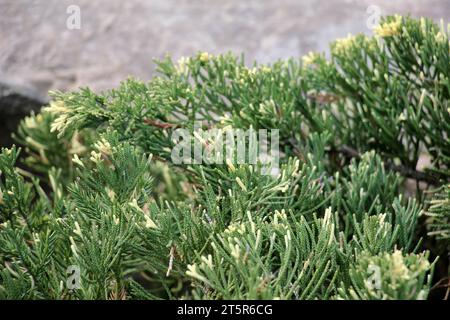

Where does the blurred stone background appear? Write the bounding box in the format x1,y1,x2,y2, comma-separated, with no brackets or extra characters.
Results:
1,0,449,95
0,0,449,145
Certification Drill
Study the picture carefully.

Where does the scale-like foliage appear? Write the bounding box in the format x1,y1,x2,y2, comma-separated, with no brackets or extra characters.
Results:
1,15,449,300
428,184,450,241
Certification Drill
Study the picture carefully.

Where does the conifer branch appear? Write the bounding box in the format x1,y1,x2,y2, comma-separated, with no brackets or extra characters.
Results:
337,144,441,185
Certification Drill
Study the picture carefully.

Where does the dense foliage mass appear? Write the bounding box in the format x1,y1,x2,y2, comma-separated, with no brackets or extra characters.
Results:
0,16,449,299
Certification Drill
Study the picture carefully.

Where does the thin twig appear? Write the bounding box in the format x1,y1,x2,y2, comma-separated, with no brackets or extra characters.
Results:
143,119,180,129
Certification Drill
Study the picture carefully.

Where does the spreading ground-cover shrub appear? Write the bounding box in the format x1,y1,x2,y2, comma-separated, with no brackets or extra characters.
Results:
0,15,449,299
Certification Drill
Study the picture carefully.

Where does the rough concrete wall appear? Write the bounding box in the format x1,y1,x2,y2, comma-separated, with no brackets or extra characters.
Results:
0,0,449,96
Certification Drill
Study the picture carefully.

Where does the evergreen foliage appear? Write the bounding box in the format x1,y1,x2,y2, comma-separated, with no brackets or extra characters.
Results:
0,15,449,300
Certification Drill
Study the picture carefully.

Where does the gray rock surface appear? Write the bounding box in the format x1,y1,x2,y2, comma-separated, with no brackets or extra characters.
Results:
1,0,449,96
